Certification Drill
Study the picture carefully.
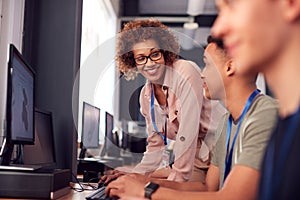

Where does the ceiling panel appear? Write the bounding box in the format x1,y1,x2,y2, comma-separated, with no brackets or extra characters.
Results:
138,0,217,15
139,0,188,15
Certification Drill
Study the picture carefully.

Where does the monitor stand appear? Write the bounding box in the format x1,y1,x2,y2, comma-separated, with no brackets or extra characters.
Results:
0,138,14,166
0,140,41,172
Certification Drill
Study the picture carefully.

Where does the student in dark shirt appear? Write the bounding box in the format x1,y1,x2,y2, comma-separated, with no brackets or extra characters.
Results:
212,0,300,199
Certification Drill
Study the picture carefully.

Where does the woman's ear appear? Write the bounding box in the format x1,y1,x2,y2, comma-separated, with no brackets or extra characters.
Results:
283,0,300,22
225,60,235,77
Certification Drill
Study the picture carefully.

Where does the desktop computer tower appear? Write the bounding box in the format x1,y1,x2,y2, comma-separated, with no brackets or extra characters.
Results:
0,169,70,199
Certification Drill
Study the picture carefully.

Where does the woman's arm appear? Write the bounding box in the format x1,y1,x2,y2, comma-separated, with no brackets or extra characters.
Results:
131,84,165,174
167,61,205,181
106,164,259,200
147,164,219,192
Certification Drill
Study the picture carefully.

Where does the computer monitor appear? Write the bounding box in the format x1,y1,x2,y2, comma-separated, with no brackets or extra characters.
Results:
104,112,120,157
0,44,35,165
23,109,56,168
122,121,147,153
79,102,100,158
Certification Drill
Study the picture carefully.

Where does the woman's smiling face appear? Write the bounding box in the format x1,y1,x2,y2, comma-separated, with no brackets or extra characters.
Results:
133,39,166,84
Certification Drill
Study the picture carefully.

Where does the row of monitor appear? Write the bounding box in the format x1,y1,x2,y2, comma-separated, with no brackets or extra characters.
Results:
80,101,148,158
80,101,120,158
0,43,57,169
0,44,144,169
0,44,57,168
0,44,121,168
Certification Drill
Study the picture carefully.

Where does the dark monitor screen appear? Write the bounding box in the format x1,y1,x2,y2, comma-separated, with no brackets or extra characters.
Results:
23,109,56,167
81,102,100,149
104,112,120,157
105,112,114,145
0,44,35,165
8,44,35,144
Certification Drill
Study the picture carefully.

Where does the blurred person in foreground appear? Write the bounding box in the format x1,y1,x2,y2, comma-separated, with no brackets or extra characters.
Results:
212,0,300,199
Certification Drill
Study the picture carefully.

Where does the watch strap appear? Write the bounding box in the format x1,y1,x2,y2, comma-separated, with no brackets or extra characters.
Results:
144,182,160,199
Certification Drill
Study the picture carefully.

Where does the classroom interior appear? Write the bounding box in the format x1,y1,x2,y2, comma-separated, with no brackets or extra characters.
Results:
0,0,256,199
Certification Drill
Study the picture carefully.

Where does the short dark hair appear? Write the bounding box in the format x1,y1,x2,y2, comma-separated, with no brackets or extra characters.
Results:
207,35,225,50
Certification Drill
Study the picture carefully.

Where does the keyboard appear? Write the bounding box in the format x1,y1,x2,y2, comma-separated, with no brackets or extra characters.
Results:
86,186,106,200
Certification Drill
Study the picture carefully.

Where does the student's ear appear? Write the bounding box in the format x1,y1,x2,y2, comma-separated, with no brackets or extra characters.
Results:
225,60,235,77
283,0,300,22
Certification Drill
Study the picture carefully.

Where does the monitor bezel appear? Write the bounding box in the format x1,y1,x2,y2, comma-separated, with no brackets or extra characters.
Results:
105,111,114,144
6,44,35,145
81,101,100,149
23,108,57,167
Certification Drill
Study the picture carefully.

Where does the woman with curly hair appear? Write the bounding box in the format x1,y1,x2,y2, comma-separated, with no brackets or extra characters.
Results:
100,19,223,184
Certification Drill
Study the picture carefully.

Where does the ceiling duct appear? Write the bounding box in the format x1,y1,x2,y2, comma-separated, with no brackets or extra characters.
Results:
187,0,217,16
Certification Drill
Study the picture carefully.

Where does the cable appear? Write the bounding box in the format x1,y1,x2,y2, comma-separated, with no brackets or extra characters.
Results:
87,177,100,190
70,173,99,192
71,172,85,192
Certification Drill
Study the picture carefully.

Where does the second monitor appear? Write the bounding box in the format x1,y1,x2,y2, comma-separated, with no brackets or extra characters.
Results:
103,112,120,157
23,109,56,168
79,102,100,159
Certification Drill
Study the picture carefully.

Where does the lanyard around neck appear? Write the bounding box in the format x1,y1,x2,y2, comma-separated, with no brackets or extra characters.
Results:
223,89,260,183
150,83,168,145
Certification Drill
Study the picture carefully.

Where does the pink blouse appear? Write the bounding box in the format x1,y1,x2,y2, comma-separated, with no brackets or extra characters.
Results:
131,59,225,182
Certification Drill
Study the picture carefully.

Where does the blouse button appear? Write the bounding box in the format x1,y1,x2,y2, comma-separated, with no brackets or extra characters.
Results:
180,136,185,142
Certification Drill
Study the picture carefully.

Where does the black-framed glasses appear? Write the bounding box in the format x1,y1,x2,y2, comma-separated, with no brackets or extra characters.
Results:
134,51,163,65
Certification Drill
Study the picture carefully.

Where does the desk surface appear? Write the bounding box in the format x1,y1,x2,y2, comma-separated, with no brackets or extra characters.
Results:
59,183,98,200
0,183,97,200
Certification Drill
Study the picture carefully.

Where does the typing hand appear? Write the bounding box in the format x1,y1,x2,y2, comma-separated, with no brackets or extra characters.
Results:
99,170,127,185
105,175,145,199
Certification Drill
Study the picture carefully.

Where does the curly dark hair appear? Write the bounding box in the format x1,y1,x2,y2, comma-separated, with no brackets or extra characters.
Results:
116,18,180,80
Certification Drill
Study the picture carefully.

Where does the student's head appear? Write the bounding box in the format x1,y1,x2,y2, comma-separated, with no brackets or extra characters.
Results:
202,35,258,101
116,19,180,82
201,35,229,100
211,0,300,75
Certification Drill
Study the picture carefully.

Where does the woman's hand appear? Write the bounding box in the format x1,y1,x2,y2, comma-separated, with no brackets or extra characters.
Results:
98,169,127,185
105,174,145,198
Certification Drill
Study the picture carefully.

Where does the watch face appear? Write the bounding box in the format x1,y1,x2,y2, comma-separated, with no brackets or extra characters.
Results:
145,182,160,190
145,182,160,199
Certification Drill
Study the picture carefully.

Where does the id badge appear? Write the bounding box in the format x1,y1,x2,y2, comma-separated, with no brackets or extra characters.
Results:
161,149,171,168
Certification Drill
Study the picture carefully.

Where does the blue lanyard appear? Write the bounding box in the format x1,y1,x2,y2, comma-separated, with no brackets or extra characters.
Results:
262,107,300,200
223,89,260,183
150,84,167,145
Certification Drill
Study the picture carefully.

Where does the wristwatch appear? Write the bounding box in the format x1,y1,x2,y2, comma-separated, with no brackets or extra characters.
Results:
144,182,160,199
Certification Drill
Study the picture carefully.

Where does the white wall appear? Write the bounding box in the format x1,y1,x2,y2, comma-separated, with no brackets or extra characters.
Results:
0,0,25,145
78,0,117,144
